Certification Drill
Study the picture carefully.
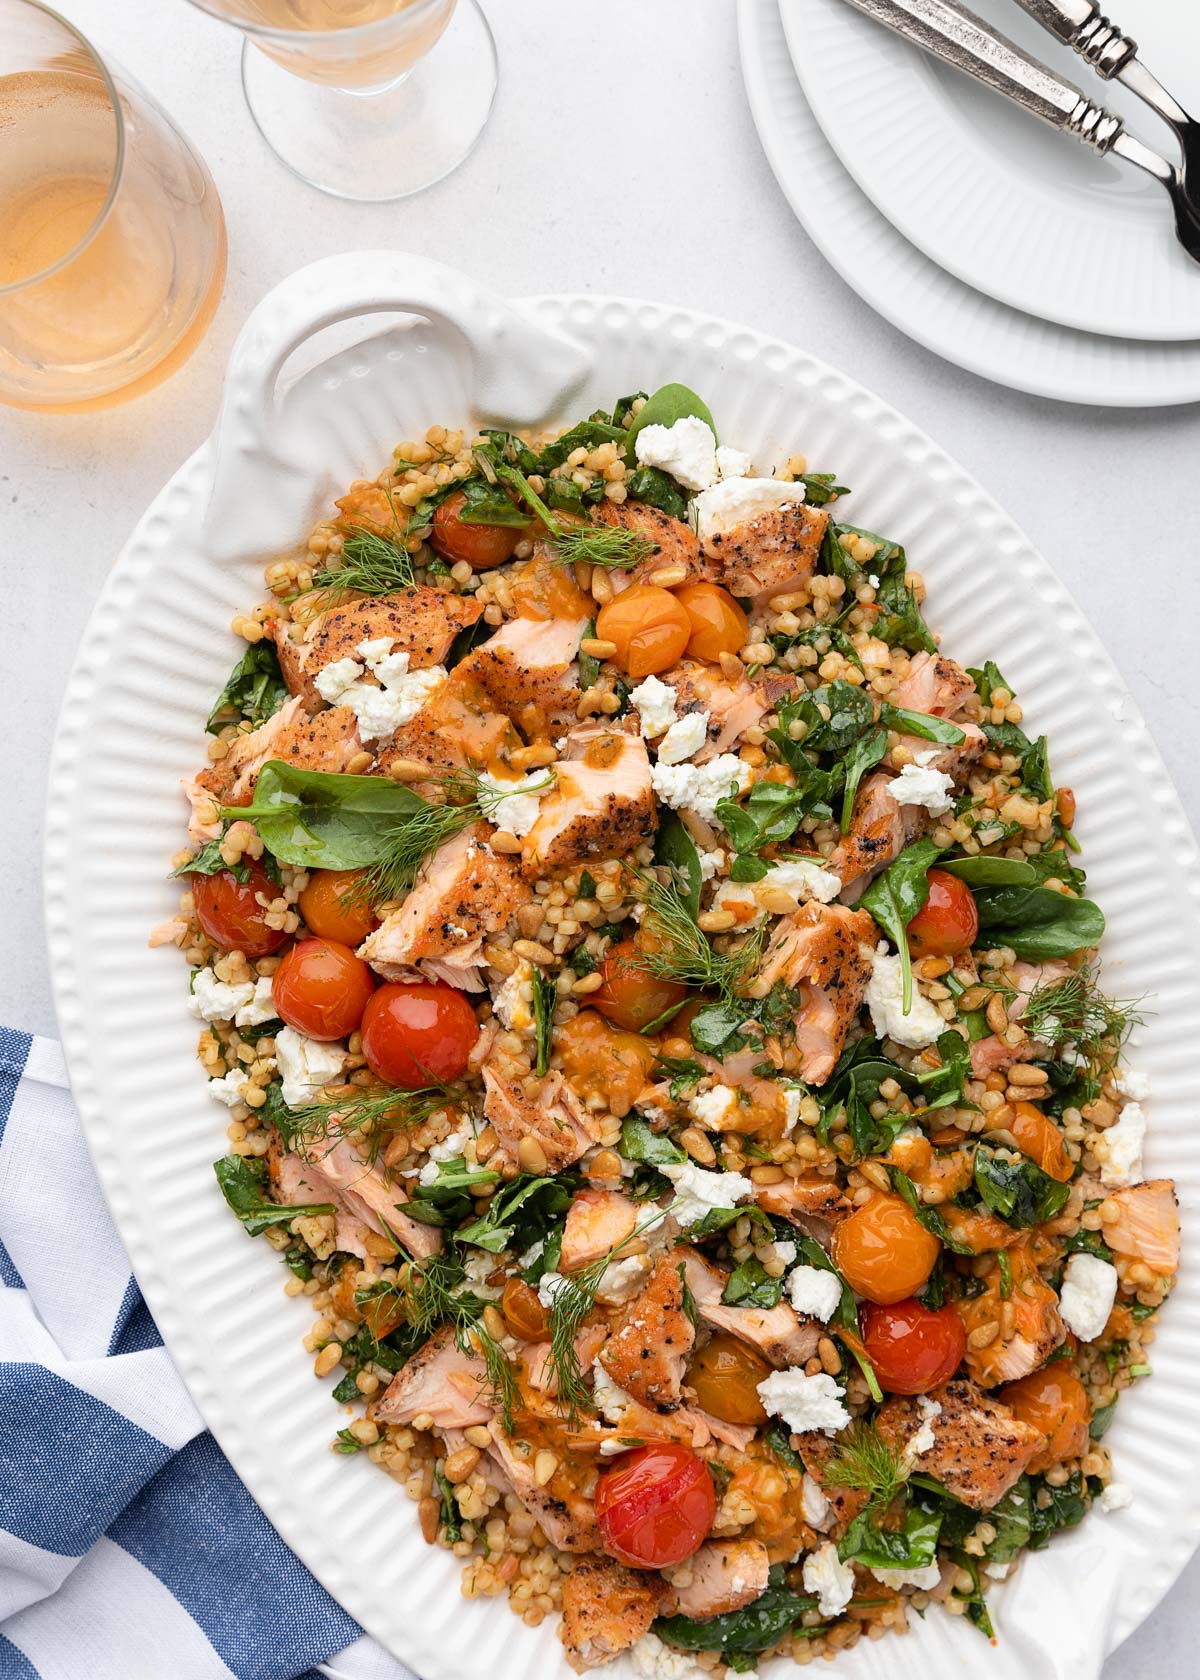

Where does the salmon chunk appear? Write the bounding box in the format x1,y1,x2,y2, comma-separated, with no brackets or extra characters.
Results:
375,1325,491,1429
458,614,590,733
876,1380,1045,1512
560,1556,668,1671
288,1135,443,1259
1104,1179,1180,1276
487,1430,600,1553
592,499,705,581
268,588,484,713
891,653,976,720
680,1249,820,1369
756,1175,852,1249
198,697,364,809
665,1539,770,1620
374,665,522,782
757,903,876,1085
559,1190,640,1273
481,1066,601,1172
357,824,529,987
522,726,657,877
599,1255,696,1411
955,1242,1063,1387
658,661,795,762
828,771,926,903
703,503,829,608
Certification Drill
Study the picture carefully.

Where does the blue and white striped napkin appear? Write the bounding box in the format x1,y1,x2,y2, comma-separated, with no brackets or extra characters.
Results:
0,1028,414,1680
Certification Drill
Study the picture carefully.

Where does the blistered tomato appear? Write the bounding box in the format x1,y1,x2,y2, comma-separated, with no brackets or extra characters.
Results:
831,1194,941,1305
190,859,290,958
430,489,523,570
686,1333,771,1426
298,868,378,946
590,939,687,1033
360,981,480,1089
907,869,979,958
860,1298,966,1394
272,938,375,1041
999,1366,1090,1473
596,585,691,681
675,582,748,664
595,1443,715,1569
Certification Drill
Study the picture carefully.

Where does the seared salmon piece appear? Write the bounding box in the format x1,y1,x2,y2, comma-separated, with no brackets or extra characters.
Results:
969,1034,1039,1081
193,693,304,803
560,1556,669,1671
792,1430,870,1527
680,1249,821,1369
375,664,522,782
560,1190,640,1273
269,1148,375,1262
599,1255,696,1411
375,1325,493,1429
482,1066,602,1172
658,660,796,762
891,652,976,719
828,771,926,903
756,1174,852,1249
524,1322,611,1397
876,1379,1044,1512
703,502,829,608
592,499,705,581
458,613,590,733
757,903,876,1085
487,1428,600,1552
290,1134,443,1259
955,1241,1063,1387
522,726,657,877
198,698,364,810
357,823,529,988
267,588,484,714
664,1539,770,1620
1104,1179,1180,1276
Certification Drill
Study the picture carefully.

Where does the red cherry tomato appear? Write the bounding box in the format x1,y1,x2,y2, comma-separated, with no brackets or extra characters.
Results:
860,1298,967,1394
429,489,523,570
907,868,979,958
591,939,687,1033
595,1443,715,1570
272,938,375,1042
190,860,290,957
361,981,480,1089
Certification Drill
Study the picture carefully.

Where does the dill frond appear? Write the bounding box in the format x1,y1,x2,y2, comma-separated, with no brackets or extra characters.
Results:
308,504,415,601
1022,966,1144,1066
544,1260,608,1424
630,868,765,999
276,1083,457,1161
469,1324,520,1435
356,800,475,906
822,1423,909,1510
488,455,656,570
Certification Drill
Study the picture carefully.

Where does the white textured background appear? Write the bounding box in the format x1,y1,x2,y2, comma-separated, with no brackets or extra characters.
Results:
1,0,1196,1669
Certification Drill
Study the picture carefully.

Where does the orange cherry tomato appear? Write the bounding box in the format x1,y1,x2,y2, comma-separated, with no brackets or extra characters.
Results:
272,937,375,1042
596,585,692,681
831,1194,941,1306
361,980,480,1089
886,1132,934,1182
190,859,290,958
430,488,523,570
675,582,748,664
999,1366,1090,1473
1001,1101,1075,1184
686,1333,771,1426
298,868,378,946
906,869,979,958
500,1277,548,1342
590,939,688,1033
861,1298,966,1394
595,1443,715,1570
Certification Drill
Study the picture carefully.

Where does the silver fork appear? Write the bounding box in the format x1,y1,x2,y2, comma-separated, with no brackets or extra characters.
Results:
1012,0,1200,213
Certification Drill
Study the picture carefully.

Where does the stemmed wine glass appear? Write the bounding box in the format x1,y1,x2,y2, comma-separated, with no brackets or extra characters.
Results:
184,0,498,202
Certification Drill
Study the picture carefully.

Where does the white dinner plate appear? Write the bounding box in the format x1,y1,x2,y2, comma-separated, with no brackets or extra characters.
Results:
739,0,1200,403
46,252,1200,1680
785,0,1200,341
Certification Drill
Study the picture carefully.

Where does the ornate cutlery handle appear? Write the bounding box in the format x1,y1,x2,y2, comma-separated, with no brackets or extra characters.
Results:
844,0,1124,152
1009,0,1136,78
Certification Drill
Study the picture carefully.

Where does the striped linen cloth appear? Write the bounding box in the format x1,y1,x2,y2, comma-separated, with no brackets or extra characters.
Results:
0,1029,414,1680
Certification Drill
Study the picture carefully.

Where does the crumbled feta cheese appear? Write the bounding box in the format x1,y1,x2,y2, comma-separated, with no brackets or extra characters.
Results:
757,1369,850,1435
651,754,751,825
314,641,447,743
1094,1101,1147,1188
771,1240,798,1266
787,1266,842,1323
591,1358,636,1425
517,1239,544,1270
711,880,765,924
715,445,753,480
801,1542,855,1618
865,945,946,1049
984,1561,1012,1581
462,1251,497,1286
418,1122,475,1184
687,1084,740,1130
1099,1481,1134,1512
274,1026,347,1107
698,848,726,882
801,1473,831,1528
763,857,842,904
207,1068,249,1108
313,656,362,704
629,1632,704,1680
885,754,955,817
657,709,711,766
356,636,394,663
693,476,807,546
235,975,278,1028
1058,1252,1119,1342
909,1395,941,1457
189,967,256,1024
629,674,679,738
1115,1068,1151,1101
661,1161,754,1228
491,961,534,1032
596,1254,653,1305
537,1270,572,1310
782,1087,805,1133
871,1563,942,1592
868,573,881,589
634,415,719,492
478,771,548,838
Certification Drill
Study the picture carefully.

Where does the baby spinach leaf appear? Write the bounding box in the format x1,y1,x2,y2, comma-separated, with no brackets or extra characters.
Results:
434,1463,463,1541
967,661,1013,706
532,967,557,1078
765,1421,805,1470
456,477,528,528
625,382,717,454
542,475,606,517
626,465,688,520
173,833,249,884
858,838,941,1011
689,1001,750,1057
768,624,864,675
226,761,429,870
722,1257,784,1309
578,620,602,691
980,1479,1032,1564
973,1149,1071,1228
950,1554,995,1639
913,1030,973,1111
408,1159,501,1228
455,1173,574,1254
649,1057,706,1101
799,471,850,506
655,1567,818,1654
206,642,290,735
611,391,648,427
972,885,1104,961
656,810,703,921
839,726,889,833
620,1114,686,1166
824,523,936,654
1021,734,1054,802
1026,1470,1090,1550
938,850,1085,892
532,419,625,474
213,1154,333,1238
688,1205,775,1243
877,704,966,746
839,1504,942,1571
716,779,810,869
791,681,875,755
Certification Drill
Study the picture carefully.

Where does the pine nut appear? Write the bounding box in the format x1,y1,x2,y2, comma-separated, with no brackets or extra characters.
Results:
817,1336,842,1375
859,1160,892,1192
534,1450,559,1487
573,971,604,994
680,1127,717,1165
755,887,800,916
513,938,555,965
510,744,558,771
698,910,737,933
490,829,523,854
518,1135,549,1174
968,1322,1000,1349
588,1149,623,1181
464,1424,493,1449
443,1446,481,1483
750,1164,784,1185
958,985,989,1011
718,651,744,680
482,1305,507,1343
346,750,374,775
418,1496,439,1543
648,563,689,589
985,993,1010,1035
579,637,618,659
387,757,431,782
1008,1064,1049,1087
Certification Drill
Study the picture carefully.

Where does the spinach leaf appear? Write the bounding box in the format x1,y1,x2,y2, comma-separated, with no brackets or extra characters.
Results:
227,760,429,870
620,1114,686,1166
877,704,966,747
532,967,556,1078
173,833,248,884
650,1058,706,1101
454,1173,574,1254
206,642,290,735
980,1479,1032,1564
972,885,1104,961
533,419,625,474
951,1554,995,1639
611,391,648,427
974,1148,1071,1228
656,810,703,922
578,619,602,691
625,382,717,454
839,1504,942,1571
722,1257,785,1309
914,1030,973,1111
456,477,528,527
799,471,850,506
967,661,1012,706
1026,1470,1090,1550
790,681,875,754
655,1567,819,1654
765,1421,805,1470
1089,1401,1117,1441
689,1001,750,1057
626,465,688,520
716,780,810,870
542,474,606,517
768,624,864,675
839,726,888,833
408,1158,501,1228
858,838,941,1011
688,1204,775,1244
213,1154,333,1237
824,524,936,654
791,1232,883,1403
938,854,1075,889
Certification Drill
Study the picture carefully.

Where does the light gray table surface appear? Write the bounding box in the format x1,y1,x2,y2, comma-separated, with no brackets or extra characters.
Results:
1,0,1194,1669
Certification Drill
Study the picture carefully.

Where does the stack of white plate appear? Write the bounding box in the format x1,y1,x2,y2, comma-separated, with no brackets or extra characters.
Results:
739,0,1200,404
